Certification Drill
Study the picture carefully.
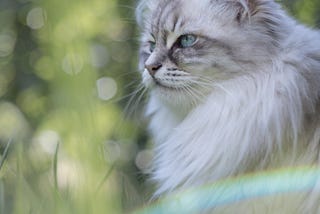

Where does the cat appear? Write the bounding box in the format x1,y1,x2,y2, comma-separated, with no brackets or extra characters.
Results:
136,0,320,212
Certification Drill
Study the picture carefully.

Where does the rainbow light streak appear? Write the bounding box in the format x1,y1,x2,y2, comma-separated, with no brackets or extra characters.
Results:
135,167,320,214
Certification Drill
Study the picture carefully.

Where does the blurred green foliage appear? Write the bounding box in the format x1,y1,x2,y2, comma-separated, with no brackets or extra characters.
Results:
0,0,319,213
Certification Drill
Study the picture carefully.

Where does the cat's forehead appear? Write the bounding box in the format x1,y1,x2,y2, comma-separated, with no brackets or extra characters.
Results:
148,0,211,35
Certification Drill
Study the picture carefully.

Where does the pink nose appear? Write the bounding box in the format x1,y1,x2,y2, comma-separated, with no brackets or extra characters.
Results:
145,63,162,77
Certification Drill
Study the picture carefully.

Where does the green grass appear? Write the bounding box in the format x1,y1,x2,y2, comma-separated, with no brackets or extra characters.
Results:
0,138,12,172
0,0,318,213
53,142,60,190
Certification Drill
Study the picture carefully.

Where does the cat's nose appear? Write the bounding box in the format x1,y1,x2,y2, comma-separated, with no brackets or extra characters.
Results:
145,63,162,77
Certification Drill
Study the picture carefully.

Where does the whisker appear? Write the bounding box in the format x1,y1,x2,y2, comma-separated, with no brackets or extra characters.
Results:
182,82,209,107
123,79,142,90
195,76,234,96
122,84,146,117
182,85,199,107
123,86,147,119
115,85,142,104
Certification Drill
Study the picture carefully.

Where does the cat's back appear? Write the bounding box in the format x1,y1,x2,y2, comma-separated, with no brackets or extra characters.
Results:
280,22,320,104
282,22,320,66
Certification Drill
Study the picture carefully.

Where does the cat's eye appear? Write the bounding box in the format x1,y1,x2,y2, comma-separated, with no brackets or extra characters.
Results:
149,41,156,52
178,34,197,48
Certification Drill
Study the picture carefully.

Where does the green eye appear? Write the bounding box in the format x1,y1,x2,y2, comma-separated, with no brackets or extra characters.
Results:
179,34,197,48
149,42,156,52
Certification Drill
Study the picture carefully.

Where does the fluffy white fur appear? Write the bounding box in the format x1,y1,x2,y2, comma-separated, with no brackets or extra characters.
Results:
137,0,320,211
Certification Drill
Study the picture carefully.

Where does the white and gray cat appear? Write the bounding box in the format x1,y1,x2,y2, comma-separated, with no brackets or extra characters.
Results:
136,0,320,212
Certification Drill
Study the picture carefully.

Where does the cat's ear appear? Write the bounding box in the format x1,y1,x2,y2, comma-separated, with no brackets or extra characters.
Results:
136,0,148,28
136,0,157,28
235,0,260,22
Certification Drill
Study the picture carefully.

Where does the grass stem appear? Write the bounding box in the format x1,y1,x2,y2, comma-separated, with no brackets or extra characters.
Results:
0,138,13,172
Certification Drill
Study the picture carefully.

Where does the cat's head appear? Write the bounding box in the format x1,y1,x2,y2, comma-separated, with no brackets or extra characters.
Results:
137,0,287,107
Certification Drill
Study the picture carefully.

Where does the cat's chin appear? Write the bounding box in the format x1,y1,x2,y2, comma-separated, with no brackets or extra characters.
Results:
152,83,184,96
153,81,184,92
151,84,199,111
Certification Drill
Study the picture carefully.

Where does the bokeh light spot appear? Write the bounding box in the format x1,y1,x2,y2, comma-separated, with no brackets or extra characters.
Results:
35,56,55,80
62,53,84,75
135,149,153,173
56,158,83,189
0,32,16,57
0,102,29,142
96,77,117,101
0,69,14,97
26,7,46,30
104,141,121,163
34,130,60,155
17,87,47,119
90,43,109,68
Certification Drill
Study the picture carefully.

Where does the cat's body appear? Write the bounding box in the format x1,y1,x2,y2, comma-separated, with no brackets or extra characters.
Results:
136,0,320,212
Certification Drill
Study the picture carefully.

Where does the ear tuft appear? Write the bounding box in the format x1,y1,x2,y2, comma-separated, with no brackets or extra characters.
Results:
136,0,156,28
234,0,250,23
136,0,147,28
235,0,268,22
246,0,259,13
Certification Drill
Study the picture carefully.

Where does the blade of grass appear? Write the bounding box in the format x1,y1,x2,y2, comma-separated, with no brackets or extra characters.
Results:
0,138,13,171
0,180,4,214
53,142,61,214
95,164,115,194
53,142,60,190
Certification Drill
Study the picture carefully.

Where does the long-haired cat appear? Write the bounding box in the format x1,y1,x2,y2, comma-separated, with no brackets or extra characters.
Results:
136,0,320,212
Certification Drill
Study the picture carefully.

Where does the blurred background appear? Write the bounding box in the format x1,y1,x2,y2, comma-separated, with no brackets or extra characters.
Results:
0,0,319,213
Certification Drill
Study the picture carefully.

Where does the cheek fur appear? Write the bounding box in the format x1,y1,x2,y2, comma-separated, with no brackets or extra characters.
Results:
170,49,199,66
